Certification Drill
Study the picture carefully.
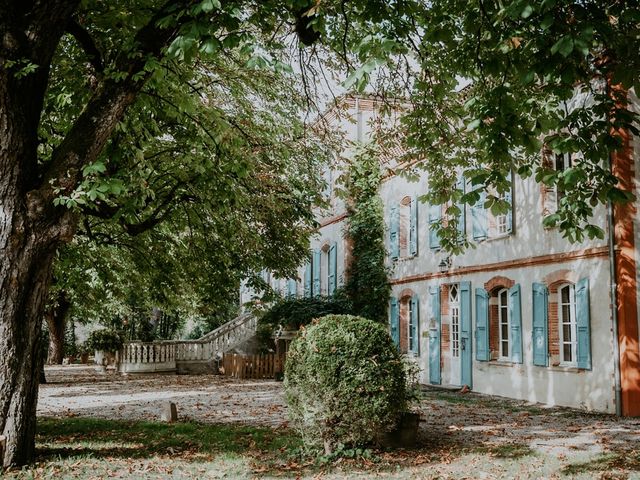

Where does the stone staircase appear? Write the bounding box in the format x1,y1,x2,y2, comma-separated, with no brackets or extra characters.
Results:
118,312,258,374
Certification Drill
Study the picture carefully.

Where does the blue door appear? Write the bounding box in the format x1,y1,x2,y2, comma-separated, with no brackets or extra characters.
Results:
460,281,473,388
428,285,441,384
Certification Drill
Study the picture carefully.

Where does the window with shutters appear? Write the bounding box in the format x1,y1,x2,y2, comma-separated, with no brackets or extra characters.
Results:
399,196,411,257
394,196,418,259
482,276,516,362
543,270,591,370
558,283,577,366
398,290,419,355
471,174,513,241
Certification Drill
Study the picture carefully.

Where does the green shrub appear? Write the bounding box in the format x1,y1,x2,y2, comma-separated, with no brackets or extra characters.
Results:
86,329,123,353
284,314,407,453
257,294,353,351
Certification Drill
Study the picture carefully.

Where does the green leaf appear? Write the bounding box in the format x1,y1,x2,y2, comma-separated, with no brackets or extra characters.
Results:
551,35,574,57
466,119,481,131
200,0,221,13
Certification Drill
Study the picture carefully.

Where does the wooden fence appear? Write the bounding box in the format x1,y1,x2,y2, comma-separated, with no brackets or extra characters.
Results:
221,353,285,379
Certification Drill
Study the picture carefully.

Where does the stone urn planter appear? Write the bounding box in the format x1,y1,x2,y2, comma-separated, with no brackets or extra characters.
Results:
80,351,90,364
86,329,123,373
379,411,420,448
94,350,116,373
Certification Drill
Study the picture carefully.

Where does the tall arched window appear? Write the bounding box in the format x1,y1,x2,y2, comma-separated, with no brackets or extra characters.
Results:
391,290,420,355
558,283,577,365
498,288,510,360
390,196,418,260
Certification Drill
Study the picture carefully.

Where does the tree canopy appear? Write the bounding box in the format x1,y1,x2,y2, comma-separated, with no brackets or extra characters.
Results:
338,0,639,250
1,0,639,468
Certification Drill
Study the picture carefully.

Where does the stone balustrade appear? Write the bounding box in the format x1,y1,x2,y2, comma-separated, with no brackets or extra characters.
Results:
118,342,177,373
118,312,257,374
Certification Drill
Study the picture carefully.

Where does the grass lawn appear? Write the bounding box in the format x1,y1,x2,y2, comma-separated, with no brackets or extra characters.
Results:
4,411,640,479
9,376,640,479
5,417,311,479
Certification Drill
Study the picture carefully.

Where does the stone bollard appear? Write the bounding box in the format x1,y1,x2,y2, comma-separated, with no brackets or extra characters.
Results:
161,402,178,422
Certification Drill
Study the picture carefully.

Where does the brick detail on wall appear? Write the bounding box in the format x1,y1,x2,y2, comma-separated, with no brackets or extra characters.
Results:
544,269,578,287
484,275,516,293
399,300,409,354
440,284,449,318
548,283,562,366
441,324,450,353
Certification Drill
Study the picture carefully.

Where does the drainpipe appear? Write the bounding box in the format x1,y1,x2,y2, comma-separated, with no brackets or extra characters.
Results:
605,77,623,417
607,198,623,417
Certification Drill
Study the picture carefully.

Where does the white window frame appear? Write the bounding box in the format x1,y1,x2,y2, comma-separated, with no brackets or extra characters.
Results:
449,284,460,358
558,283,577,366
408,298,414,352
399,197,412,258
498,288,510,361
554,152,573,211
488,187,512,239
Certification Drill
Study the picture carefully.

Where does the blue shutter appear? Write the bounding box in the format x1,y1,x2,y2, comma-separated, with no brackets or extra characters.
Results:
428,203,441,250
576,278,592,370
505,173,513,234
328,242,337,295
475,288,490,361
390,297,400,347
429,286,441,384
410,196,418,256
312,250,321,297
390,206,400,260
456,176,466,241
532,282,549,367
471,190,488,241
304,262,311,298
287,279,297,298
508,284,523,363
410,294,420,354
460,281,473,388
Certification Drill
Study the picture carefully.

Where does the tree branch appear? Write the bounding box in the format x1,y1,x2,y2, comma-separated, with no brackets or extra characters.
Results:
36,0,193,216
66,18,104,74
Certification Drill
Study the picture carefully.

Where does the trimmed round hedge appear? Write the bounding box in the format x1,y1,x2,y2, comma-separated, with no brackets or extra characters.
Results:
284,314,407,452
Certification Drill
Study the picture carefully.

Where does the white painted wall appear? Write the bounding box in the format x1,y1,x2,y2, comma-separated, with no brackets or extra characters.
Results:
312,95,623,413
398,257,616,413
245,93,640,413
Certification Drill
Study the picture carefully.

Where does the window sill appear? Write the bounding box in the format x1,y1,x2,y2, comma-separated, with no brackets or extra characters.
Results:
392,255,418,264
484,233,513,243
546,364,584,373
487,360,517,367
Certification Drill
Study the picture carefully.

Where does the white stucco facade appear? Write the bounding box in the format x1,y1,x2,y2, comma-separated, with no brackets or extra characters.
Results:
253,93,639,415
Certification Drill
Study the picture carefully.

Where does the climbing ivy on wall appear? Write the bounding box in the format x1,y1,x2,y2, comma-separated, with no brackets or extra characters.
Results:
341,146,391,324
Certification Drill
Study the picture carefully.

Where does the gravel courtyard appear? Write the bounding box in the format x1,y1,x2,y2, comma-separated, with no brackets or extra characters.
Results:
37,365,640,479
39,365,288,427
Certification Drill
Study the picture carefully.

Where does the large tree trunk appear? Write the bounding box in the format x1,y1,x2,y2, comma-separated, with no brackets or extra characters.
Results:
1,5,78,467
0,1,189,467
0,224,61,467
45,292,71,365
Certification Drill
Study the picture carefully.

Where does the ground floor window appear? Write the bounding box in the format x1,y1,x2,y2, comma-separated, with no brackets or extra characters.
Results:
498,288,510,360
558,283,577,366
